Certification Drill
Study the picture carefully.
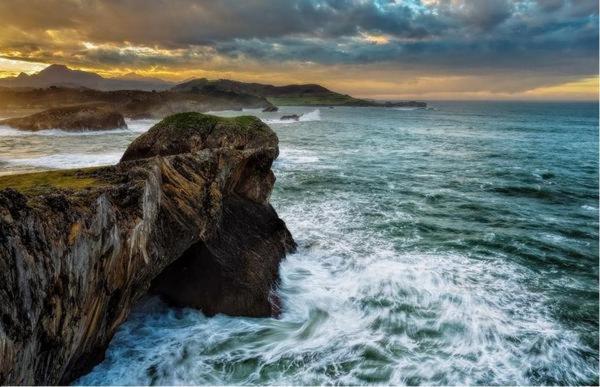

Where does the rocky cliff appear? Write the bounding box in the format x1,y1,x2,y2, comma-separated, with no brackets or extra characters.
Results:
0,113,295,384
0,87,274,119
0,104,127,131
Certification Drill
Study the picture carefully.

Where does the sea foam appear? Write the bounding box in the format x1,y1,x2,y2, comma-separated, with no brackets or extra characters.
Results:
2,152,124,169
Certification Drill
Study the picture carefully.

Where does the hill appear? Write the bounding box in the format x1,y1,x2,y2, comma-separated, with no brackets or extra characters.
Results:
0,86,272,119
0,64,173,91
0,64,426,108
173,78,426,107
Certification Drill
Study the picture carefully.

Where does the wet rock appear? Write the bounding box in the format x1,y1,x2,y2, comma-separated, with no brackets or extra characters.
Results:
280,114,301,121
0,112,295,385
262,105,278,112
0,104,127,131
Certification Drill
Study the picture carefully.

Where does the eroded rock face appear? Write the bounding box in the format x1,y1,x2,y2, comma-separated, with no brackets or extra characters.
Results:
0,104,127,131
0,113,295,385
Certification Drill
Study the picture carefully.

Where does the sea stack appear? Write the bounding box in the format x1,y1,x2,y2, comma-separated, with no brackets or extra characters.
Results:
0,112,295,384
280,114,301,121
0,104,127,131
263,105,279,112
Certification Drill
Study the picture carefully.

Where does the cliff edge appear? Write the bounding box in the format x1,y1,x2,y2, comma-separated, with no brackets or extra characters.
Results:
0,113,295,384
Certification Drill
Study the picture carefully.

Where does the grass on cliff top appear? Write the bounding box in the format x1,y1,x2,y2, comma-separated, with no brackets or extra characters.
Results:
268,94,366,106
0,168,105,195
157,112,262,130
150,112,271,140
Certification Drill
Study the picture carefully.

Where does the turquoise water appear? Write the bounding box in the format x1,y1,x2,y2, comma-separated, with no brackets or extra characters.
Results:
2,103,597,385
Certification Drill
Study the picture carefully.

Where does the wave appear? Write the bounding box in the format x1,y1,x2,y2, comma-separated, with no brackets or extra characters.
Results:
77,250,596,385
125,118,159,132
1,152,123,169
277,147,320,164
393,107,423,111
0,119,156,137
490,185,559,201
263,109,321,124
78,193,597,385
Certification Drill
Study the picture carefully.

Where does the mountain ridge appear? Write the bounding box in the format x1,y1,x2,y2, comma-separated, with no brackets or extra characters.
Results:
173,78,426,107
0,64,426,107
0,64,173,91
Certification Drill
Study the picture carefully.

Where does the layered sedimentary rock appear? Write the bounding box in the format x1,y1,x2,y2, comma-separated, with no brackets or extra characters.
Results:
0,113,295,385
0,104,127,131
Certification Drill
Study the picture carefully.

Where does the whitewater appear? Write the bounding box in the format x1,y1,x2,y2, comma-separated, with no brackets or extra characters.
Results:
1,103,597,385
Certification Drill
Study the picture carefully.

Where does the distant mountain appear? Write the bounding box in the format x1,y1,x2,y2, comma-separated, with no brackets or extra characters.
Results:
172,78,360,106
172,78,426,107
0,64,173,91
0,64,425,107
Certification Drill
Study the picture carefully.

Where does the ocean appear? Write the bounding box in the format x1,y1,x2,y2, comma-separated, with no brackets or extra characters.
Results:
1,102,598,385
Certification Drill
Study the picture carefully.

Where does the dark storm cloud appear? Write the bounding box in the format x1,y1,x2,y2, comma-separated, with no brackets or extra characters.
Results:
0,0,597,77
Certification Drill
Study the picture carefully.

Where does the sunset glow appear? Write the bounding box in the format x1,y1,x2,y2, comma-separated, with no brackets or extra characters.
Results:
0,0,597,100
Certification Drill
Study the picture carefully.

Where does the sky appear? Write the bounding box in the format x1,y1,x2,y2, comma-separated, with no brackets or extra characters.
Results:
0,0,597,100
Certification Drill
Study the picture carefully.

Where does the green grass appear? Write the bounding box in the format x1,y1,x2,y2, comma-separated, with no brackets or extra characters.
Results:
268,94,369,106
150,112,269,137
0,168,106,195
155,112,262,129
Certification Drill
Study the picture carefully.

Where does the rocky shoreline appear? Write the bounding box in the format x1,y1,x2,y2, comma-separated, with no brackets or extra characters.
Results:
0,113,295,384
0,104,127,131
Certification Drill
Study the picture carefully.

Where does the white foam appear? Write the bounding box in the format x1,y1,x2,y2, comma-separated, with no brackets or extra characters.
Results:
393,107,422,111
2,152,123,169
277,147,320,164
125,118,159,133
0,119,156,137
77,195,596,385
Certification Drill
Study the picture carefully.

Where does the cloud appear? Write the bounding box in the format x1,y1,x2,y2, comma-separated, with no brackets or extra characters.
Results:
0,0,597,98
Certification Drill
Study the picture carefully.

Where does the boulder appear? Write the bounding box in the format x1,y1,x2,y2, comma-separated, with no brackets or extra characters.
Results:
0,112,295,384
262,105,278,112
280,114,301,121
0,104,127,131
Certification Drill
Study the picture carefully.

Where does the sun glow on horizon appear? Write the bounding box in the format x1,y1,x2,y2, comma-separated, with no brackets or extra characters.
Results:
0,57,597,101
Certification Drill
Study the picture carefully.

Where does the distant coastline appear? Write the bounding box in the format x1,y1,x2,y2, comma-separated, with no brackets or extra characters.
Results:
0,64,426,115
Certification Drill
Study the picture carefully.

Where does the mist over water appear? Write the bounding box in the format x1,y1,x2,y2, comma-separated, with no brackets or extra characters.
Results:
2,103,597,385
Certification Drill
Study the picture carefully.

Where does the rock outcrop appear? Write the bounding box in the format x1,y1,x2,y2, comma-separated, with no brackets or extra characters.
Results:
0,87,274,119
0,104,127,131
280,114,301,121
262,105,278,112
0,113,295,385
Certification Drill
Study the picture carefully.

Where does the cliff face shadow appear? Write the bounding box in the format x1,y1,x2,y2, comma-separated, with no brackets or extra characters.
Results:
150,195,295,318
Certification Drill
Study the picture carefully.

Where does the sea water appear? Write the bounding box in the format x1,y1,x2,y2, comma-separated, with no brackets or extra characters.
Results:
1,102,597,385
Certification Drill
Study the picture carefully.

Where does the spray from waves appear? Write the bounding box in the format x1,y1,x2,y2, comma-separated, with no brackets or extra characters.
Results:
0,119,156,137
77,194,597,386
276,147,320,165
73,103,598,385
262,109,321,125
124,118,160,132
1,152,123,170
393,107,424,111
